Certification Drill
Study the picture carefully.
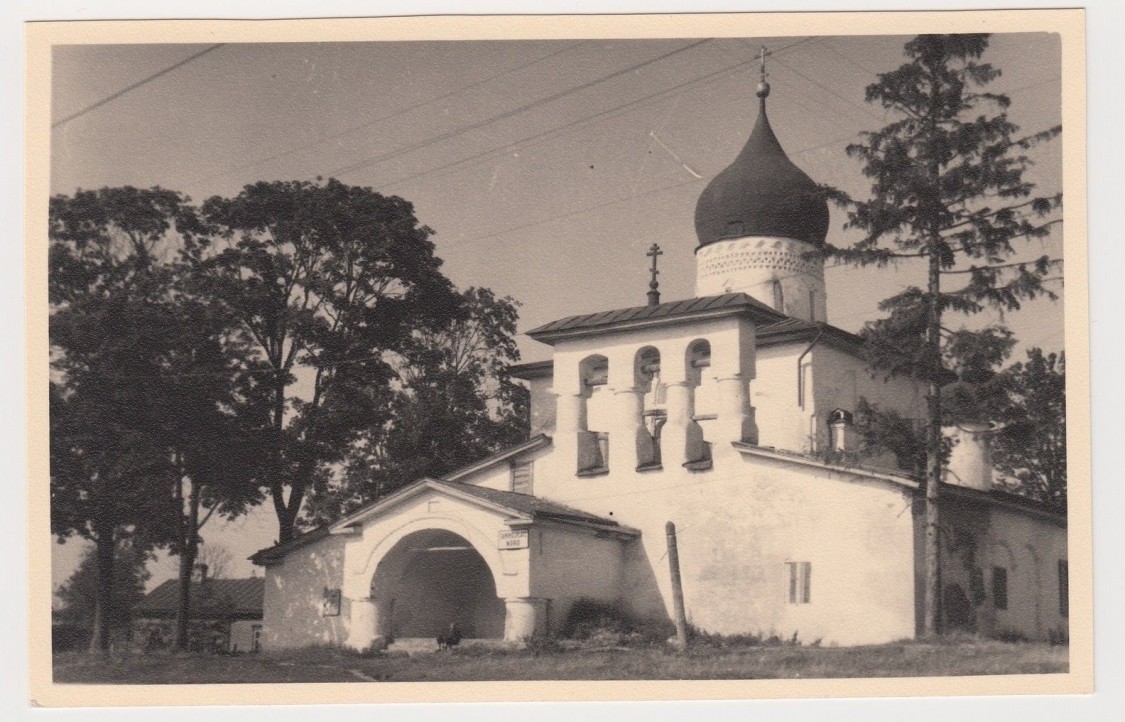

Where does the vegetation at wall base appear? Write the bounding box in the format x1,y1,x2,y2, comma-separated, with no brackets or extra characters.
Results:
52,637,1067,684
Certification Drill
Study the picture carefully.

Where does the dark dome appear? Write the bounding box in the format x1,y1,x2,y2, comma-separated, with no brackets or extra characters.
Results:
694,99,829,248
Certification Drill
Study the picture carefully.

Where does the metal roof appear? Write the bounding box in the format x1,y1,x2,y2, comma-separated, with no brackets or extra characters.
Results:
526,292,784,343
135,577,264,619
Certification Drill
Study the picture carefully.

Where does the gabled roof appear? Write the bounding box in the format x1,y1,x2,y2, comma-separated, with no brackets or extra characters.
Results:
526,292,785,344
251,437,581,566
326,477,635,537
135,577,264,619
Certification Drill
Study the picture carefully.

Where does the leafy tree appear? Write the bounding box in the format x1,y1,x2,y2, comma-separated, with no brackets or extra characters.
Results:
49,186,194,651
55,540,151,647
50,186,265,651
148,286,267,649
194,178,460,543
992,348,1066,509
824,35,1062,636
301,287,529,525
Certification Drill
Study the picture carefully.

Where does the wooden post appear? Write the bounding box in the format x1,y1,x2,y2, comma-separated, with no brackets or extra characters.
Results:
665,521,689,649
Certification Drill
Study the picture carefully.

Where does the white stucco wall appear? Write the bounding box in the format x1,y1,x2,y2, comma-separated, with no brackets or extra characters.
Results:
528,426,918,645
527,315,920,645
529,522,627,632
753,341,813,453
985,505,1068,640
260,534,348,650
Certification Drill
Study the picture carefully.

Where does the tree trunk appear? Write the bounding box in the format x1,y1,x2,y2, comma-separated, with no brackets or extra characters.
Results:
922,246,944,637
174,480,201,650
88,522,116,653
271,372,295,544
277,504,296,545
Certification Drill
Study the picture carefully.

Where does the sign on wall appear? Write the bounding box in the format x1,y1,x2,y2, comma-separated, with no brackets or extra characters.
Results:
498,529,529,550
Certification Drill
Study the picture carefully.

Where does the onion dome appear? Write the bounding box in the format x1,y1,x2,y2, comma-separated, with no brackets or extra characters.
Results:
694,82,830,248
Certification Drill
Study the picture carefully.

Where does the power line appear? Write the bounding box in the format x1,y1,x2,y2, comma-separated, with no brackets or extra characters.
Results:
52,44,225,129
769,54,886,123
814,37,879,77
191,41,589,185
381,37,815,191
451,177,704,249
329,39,713,178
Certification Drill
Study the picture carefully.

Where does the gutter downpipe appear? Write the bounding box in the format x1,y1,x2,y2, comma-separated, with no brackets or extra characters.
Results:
797,325,825,410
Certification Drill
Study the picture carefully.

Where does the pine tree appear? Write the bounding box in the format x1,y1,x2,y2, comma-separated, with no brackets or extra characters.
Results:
824,35,1062,636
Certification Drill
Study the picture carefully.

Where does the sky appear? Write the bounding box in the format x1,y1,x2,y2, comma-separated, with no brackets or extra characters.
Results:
48,32,1065,592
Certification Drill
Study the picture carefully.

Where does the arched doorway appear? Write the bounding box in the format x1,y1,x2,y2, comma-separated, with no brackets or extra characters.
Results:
371,528,506,640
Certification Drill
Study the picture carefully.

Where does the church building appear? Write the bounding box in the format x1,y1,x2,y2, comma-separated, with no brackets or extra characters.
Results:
250,67,1068,649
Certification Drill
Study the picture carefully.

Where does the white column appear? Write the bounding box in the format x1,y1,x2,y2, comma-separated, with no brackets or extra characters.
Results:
610,386,651,471
663,382,691,467
553,392,588,474
503,597,548,642
714,374,758,446
346,597,387,651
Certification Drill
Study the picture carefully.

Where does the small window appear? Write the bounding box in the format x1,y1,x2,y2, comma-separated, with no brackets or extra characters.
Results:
772,280,784,311
1058,560,1069,617
786,562,811,604
511,460,534,495
322,587,342,617
992,567,1008,611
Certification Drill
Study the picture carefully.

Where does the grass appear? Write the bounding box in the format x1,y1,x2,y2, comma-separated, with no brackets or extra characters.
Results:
53,638,1068,684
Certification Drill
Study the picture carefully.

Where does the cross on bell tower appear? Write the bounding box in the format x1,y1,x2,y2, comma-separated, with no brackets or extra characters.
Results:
646,243,663,307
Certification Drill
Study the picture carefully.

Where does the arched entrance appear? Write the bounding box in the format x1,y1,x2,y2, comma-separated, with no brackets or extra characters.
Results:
371,528,506,640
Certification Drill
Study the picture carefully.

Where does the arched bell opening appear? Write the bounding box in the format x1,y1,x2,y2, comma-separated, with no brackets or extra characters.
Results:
683,340,713,466
635,346,663,468
370,528,506,640
577,354,610,473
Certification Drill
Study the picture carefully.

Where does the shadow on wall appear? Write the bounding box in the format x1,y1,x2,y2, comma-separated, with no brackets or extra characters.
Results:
265,545,348,648
618,537,671,626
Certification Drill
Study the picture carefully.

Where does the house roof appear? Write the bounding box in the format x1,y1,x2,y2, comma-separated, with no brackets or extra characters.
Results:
135,577,264,619
526,292,785,344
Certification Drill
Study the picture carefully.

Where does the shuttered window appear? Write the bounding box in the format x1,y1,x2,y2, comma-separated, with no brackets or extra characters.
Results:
786,562,811,604
511,461,533,495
